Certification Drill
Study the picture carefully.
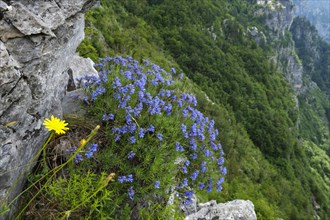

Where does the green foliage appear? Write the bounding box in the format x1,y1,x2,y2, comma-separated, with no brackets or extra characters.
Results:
45,172,113,219
298,83,330,145
72,0,330,219
291,17,330,96
76,56,226,218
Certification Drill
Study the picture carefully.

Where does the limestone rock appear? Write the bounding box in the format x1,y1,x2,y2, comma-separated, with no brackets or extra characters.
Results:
0,1,9,12
0,0,96,218
68,54,98,90
255,0,294,40
185,200,257,220
254,0,303,94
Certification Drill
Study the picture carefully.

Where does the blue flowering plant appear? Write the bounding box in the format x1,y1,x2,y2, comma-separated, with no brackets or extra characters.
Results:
77,56,226,215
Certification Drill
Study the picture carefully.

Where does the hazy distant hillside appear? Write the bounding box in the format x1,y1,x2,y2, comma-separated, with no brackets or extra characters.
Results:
293,0,330,42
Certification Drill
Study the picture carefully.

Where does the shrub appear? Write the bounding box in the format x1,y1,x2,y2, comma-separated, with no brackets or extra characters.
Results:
73,56,226,217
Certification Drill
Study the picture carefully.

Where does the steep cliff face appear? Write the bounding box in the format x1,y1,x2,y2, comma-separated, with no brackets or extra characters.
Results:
256,0,303,92
293,0,330,43
256,0,294,39
0,0,95,217
290,17,330,96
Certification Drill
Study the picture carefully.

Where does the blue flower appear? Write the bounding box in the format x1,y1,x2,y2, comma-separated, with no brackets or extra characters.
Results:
175,142,184,152
190,170,199,181
165,90,172,97
151,79,158,86
185,160,190,167
210,142,218,151
217,177,224,186
207,179,213,192
124,70,132,80
181,124,187,133
198,133,205,141
143,59,149,66
182,166,188,174
83,96,88,102
219,166,227,175
177,100,183,108
148,124,155,133
216,185,222,192
183,178,188,186
114,134,121,142
139,128,145,138
102,113,115,121
164,103,172,115
118,174,134,183
128,123,137,133
112,77,122,88
126,114,132,123
118,176,126,183
65,146,77,153
190,123,198,137
190,143,197,151
74,154,83,163
204,149,212,157
201,161,207,173
210,132,216,141
128,151,136,159
91,87,106,100
182,108,189,117
126,174,133,182
198,183,205,189
183,191,194,198
128,187,135,200
220,149,225,156
171,67,176,74
172,95,177,101
156,133,163,141
184,198,193,205
151,63,160,71
190,153,198,160
154,181,160,189
155,72,164,83
129,136,136,144
217,157,225,165
158,89,165,97
85,143,98,158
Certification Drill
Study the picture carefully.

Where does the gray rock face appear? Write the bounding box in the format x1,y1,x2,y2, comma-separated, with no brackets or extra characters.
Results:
185,200,257,220
293,0,330,43
255,0,303,93
0,0,96,218
256,0,294,39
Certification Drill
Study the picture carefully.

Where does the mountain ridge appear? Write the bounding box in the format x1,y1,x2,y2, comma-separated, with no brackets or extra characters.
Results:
77,0,329,218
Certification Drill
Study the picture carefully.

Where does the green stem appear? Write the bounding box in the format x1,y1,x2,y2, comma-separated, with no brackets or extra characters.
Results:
15,125,100,219
0,132,54,208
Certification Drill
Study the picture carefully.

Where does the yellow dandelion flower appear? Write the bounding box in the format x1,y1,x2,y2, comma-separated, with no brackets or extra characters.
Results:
43,115,69,135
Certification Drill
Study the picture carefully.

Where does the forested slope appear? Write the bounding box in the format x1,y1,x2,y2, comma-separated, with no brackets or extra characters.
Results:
77,0,330,219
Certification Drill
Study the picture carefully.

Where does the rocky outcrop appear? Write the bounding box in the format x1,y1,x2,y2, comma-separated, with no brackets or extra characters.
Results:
255,0,303,93
256,0,294,39
0,0,96,218
185,200,257,220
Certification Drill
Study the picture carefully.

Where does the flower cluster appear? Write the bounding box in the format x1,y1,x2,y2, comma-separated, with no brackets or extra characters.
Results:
78,56,226,203
66,143,98,163
118,174,133,183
